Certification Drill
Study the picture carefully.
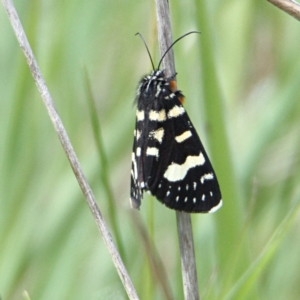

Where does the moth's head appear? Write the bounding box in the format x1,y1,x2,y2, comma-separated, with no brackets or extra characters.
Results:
146,69,164,82
135,31,200,105
136,69,165,98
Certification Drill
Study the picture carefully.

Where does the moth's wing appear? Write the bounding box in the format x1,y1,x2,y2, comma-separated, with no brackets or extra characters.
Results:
130,115,146,209
146,97,222,213
130,101,161,209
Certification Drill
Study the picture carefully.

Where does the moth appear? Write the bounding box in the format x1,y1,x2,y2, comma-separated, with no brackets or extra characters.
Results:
130,32,222,213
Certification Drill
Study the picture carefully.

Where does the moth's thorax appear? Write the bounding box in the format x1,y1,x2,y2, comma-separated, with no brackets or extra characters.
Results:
136,69,181,108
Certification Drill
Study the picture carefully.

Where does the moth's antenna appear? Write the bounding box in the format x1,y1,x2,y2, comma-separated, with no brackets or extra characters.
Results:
135,32,155,71
157,31,201,70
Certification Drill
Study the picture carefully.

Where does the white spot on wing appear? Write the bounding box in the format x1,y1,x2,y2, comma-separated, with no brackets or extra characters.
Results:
175,130,192,143
200,173,214,184
193,198,196,203
132,153,138,180
201,194,206,201
149,109,166,121
146,147,159,157
136,130,141,140
193,182,197,190
167,105,185,119
163,152,206,182
149,128,164,143
136,110,144,121
176,196,179,202
208,199,223,213
136,147,141,157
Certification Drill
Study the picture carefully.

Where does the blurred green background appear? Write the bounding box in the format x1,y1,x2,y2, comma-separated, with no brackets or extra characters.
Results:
1,0,300,299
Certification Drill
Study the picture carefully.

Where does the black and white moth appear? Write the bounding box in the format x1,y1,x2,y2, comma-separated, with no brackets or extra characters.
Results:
130,33,222,213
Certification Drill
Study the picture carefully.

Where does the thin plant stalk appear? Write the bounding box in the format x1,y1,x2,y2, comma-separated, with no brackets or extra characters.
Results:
155,0,200,299
2,0,138,299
